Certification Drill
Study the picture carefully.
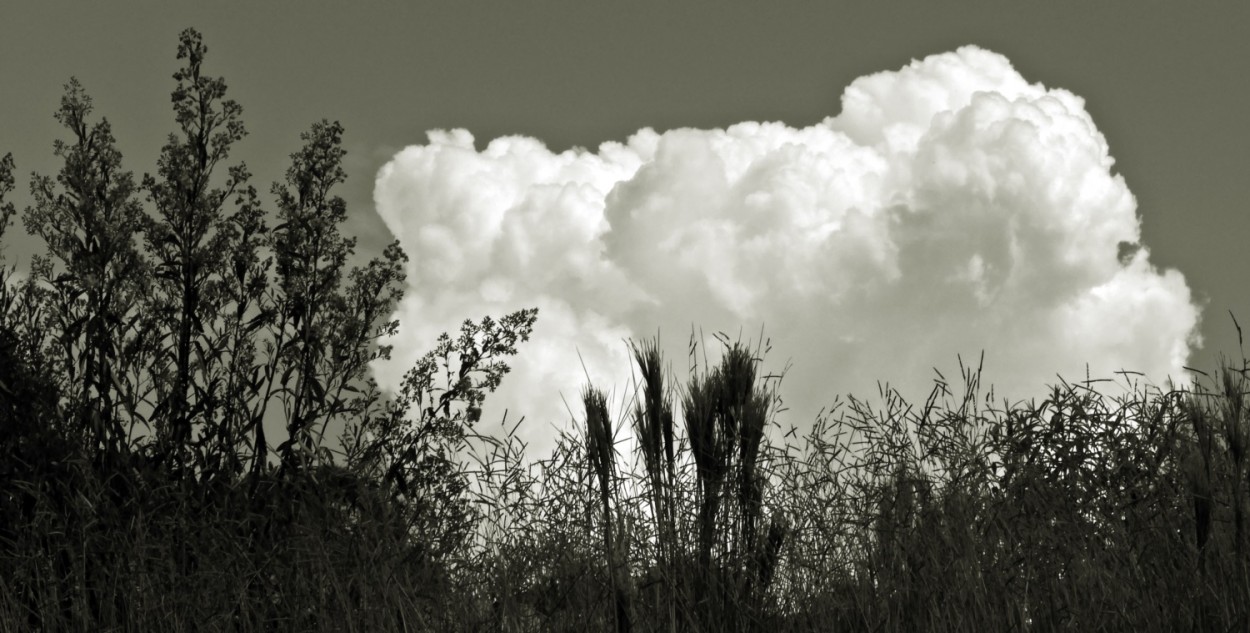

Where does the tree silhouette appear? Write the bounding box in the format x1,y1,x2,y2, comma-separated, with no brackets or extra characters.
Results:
0,28,535,629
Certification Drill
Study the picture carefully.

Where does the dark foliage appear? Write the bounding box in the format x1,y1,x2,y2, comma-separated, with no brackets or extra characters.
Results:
0,29,535,631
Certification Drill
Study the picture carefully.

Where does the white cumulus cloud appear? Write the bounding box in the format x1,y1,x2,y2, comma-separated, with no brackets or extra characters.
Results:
372,46,1202,455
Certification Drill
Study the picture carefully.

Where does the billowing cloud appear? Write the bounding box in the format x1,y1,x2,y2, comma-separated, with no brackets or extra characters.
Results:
372,46,1201,455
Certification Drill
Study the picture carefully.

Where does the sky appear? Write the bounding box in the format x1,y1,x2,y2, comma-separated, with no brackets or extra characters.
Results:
1,2,1247,455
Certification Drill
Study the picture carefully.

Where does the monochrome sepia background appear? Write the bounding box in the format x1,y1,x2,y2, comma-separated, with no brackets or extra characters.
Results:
2,2,1246,455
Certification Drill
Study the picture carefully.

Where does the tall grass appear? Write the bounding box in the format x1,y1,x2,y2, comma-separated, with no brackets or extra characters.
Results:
8,317,1250,630
457,335,1250,632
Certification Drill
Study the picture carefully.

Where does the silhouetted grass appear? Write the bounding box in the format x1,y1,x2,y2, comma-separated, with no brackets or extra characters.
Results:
454,337,1250,632
6,318,1250,631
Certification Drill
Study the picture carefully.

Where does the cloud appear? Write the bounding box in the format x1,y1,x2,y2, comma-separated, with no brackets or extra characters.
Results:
372,46,1201,455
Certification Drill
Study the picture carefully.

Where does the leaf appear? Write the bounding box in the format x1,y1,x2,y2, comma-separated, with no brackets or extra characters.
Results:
63,315,88,342
244,309,271,333
308,375,326,405
249,367,265,392
279,363,297,388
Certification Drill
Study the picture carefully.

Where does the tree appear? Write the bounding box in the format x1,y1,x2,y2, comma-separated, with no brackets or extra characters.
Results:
267,119,390,475
22,79,149,465
0,28,538,629
142,28,255,478
0,150,66,542
344,308,538,558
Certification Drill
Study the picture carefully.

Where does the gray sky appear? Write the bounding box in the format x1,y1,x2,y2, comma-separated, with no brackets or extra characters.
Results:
2,2,1248,441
